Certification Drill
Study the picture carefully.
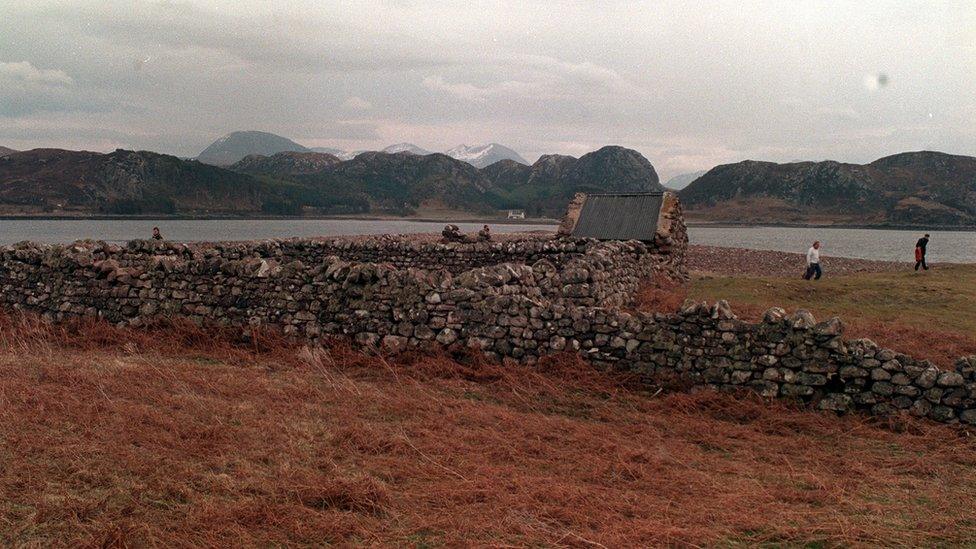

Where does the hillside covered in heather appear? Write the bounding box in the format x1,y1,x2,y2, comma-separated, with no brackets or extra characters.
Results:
679,151,976,226
0,144,666,218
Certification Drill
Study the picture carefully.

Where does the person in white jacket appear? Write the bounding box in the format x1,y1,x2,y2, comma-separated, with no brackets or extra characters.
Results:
804,241,822,280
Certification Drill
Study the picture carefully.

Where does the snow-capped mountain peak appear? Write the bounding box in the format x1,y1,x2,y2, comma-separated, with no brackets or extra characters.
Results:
309,147,361,160
382,143,433,155
445,143,528,168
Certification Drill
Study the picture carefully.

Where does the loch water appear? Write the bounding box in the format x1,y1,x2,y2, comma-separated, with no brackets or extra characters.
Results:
0,219,973,263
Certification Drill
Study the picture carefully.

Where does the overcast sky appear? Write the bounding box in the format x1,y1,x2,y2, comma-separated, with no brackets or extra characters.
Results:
1,0,974,180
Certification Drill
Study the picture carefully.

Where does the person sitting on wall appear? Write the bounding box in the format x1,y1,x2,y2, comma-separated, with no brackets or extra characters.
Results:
152,227,163,241
441,224,464,243
477,224,491,241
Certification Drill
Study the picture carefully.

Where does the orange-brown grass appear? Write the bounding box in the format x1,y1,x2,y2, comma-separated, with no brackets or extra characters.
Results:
2,314,976,546
632,278,690,314
679,267,976,367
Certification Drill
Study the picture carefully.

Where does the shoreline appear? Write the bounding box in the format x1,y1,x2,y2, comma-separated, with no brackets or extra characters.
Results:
3,214,975,232
685,219,976,232
0,213,559,225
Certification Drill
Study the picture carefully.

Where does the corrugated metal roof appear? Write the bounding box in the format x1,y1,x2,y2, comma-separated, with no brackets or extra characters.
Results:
570,192,664,241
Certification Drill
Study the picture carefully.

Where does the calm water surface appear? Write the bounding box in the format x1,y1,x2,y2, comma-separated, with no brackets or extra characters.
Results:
0,219,973,263
688,226,976,263
0,219,552,245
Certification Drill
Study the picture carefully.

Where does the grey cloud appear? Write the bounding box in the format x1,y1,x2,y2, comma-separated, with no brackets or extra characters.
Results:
64,0,456,73
309,121,382,141
0,61,73,86
0,61,121,116
1,0,974,181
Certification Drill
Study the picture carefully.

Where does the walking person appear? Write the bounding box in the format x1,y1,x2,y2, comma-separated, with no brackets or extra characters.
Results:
803,241,822,280
914,233,930,271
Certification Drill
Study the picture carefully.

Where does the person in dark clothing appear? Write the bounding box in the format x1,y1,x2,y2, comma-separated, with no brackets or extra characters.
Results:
441,224,463,242
152,227,163,240
477,224,491,241
914,233,929,271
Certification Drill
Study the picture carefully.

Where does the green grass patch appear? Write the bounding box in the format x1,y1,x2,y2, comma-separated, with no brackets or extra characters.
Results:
688,265,976,335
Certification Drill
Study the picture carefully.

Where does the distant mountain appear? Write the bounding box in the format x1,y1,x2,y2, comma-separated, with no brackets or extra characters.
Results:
0,142,669,219
482,145,663,216
0,145,506,217
308,142,528,168
446,143,528,169
0,148,284,214
664,170,706,190
309,143,434,159
197,131,309,166
231,151,341,177
481,159,533,191
382,143,433,155
310,147,360,161
0,146,16,157
679,151,976,225
295,152,499,215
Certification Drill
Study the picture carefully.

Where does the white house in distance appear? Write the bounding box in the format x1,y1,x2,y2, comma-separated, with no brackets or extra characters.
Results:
507,209,526,219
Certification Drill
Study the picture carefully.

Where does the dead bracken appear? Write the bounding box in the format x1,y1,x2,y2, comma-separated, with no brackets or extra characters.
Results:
2,314,976,546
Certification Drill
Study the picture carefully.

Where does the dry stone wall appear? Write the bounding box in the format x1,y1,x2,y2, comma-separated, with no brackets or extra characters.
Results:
2,228,975,425
0,235,674,332
588,301,976,425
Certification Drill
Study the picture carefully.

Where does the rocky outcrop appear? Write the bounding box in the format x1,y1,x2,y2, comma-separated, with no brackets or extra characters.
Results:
679,151,976,226
1,143,668,218
483,146,664,217
566,145,661,192
0,148,496,216
480,159,533,191
0,148,273,213
231,151,341,176
298,151,501,214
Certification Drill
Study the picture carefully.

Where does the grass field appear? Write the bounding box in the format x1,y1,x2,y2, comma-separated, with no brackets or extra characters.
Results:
640,264,976,367
2,315,976,546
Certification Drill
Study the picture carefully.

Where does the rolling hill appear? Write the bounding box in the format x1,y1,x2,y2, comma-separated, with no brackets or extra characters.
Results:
291,151,499,215
0,148,279,214
2,143,669,218
231,151,342,177
679,151,976,226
